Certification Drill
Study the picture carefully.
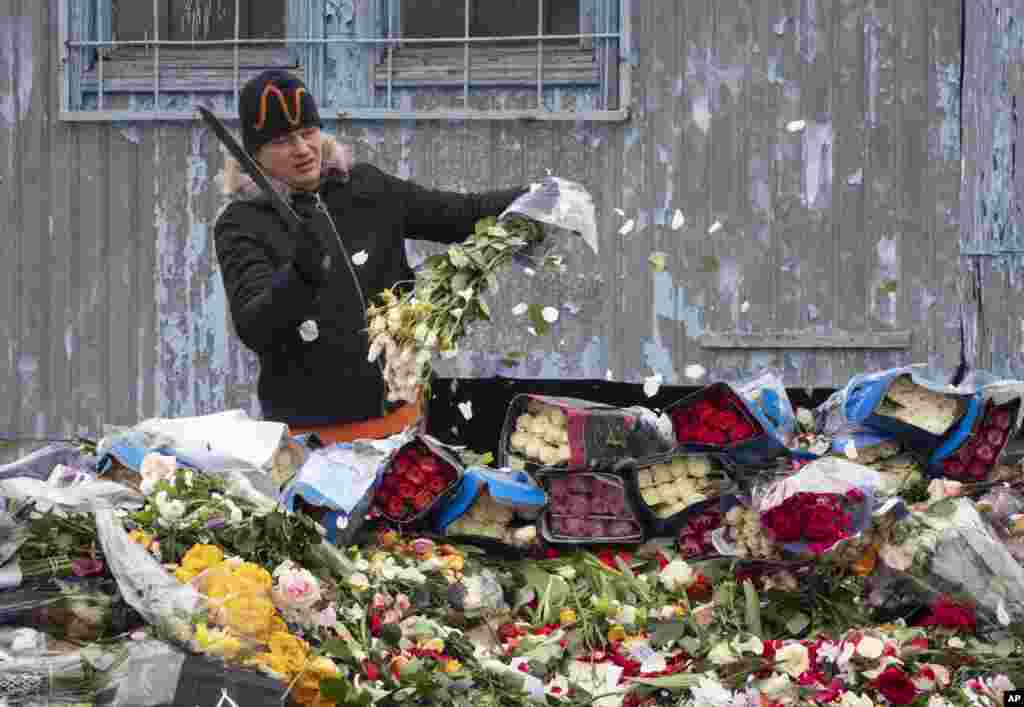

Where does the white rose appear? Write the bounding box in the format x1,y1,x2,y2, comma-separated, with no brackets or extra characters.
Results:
758,673,792,699
272,566,322,614
397,567,427,584
855,635,884,660
659,559,696,593
775,643,810,678
879,544,914,571
947,636,965,649
348,573,370,591
139,453,177,495
839,693,873,707
615,604,637,626
927,697,953,707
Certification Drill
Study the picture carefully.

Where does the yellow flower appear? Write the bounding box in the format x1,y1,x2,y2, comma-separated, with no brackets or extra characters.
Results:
559,608,577,626
296,656,340,693
180,544,225,574
174,567,198,584
442,554,465,572
607,625,627,642
223,595,276,638
234,562,273,591
267,615,289,637
268,631,309,673
194,623,212,649
208,634,242,661
128,529,153,549
419,638,445,653
442,659,462,674
249,651,293,678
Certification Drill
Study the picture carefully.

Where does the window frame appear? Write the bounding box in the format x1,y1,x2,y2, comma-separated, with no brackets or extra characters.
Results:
58,0,631,122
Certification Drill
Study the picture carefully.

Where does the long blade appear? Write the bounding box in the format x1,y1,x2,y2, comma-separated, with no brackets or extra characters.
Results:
197,106,304,235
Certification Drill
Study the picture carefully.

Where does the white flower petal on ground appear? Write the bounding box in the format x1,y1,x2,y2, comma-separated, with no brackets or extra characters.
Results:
708,220,723,235
618,218,636,236
528,326,538,336
606,369,614,381
512,302,528,316
741,300,750,313
542,306,560,323
684,363,707,380
614,207,626,217
643,373,663,398
671,209,686,230
458,401,473,420
352,250,369,266
786,119,806,132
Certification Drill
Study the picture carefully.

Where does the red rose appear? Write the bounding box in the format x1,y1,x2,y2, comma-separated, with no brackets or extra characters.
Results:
411,490,435,512
872,667,916,705
703,427,729,445
714,410,741,431
418,456,443,477
804,508,843,544
985,427,1007,447
762,508,802,542
943,459,965,477
992,408,1012,430
693,400,716,423
362,660,382,681
398,481,417,499
385,496,406,518
918,597,977,633
404,465,425,485
427,475,447,494
731,421,756,441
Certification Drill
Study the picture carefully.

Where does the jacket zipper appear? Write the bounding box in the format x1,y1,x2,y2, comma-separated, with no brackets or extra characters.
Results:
312,191,389,416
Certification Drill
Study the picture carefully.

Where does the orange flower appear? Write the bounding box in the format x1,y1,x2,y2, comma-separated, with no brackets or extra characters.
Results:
852,546,878,577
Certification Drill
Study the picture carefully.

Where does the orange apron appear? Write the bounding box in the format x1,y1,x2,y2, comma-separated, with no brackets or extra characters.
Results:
288,401,422,445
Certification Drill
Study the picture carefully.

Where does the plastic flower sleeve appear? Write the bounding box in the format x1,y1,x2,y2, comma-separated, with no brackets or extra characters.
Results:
975,485,1024,563
0,477,144,513
93,507,201,635
500,177,598,255
750,457,882,556
733,370,797,447
870,498,1024,629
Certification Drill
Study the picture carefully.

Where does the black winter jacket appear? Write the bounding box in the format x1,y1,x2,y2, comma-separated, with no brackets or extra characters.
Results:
214,162,525,427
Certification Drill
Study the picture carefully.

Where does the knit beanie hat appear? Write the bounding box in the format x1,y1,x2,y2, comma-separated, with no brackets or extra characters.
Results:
239,70,322,156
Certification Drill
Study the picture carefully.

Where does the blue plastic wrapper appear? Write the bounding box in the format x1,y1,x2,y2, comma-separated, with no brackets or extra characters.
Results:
281,433,411,545
433,467,547,550
817,365,972,456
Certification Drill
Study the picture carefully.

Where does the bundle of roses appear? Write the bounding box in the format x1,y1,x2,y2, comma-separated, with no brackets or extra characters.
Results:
372,442,459,523
670,387,760,447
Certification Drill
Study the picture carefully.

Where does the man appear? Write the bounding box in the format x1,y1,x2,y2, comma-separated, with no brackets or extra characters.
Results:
214,70,526,444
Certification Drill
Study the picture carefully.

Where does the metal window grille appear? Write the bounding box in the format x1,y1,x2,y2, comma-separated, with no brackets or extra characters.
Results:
59,0,630,122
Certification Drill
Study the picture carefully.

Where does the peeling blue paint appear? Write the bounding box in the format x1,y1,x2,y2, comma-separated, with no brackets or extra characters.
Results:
625,126,642,149
936,62,961,162
641,338,678,384
579,336,608,375
653,271,705,339
750,352,776,372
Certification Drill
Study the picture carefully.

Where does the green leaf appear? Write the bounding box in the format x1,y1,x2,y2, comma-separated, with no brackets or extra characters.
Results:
477,299,492,321
698,255,720,273
522,567,568,622
785,612,810,636
321,639,355,660
320,677,353,702
527,304,552,336
451,270,472,294
743,580,762,638
650,621,688,648
629,674,700,690
449,246,471,269
485,272,500,293
648,251,668,272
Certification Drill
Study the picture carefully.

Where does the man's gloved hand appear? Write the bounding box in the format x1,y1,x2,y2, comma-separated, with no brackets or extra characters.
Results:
291,226,329,288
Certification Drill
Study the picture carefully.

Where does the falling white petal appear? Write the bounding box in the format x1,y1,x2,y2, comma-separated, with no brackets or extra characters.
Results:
708,221,723,235
618,219,636,236
352,250,369,266
684,364,706,380
671,209,686,230
541,306,559,323
523,267,536,277
457,287,474,301
605,369,614,381
786,119,806,132
741,301,750,313
512,302,528,316
643,373,664,398
527,326,538,336
614,208,626,217
457,401,474,421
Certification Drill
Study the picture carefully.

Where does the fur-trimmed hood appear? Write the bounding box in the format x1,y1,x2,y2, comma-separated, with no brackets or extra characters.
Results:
220,133,355,202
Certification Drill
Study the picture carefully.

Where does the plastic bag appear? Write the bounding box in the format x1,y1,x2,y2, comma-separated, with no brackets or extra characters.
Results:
501,177,598,255
0,443,97,483
0,478,143,513
733,370,797,448
817,365,972,454
869,497,1024,630
750,457,882,556
975,485,1024,563
927,378,1024,482
281,432,411,545
434,467,546,551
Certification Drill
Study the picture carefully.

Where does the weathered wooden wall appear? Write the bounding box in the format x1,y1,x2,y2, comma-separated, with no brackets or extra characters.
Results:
0,0,974,455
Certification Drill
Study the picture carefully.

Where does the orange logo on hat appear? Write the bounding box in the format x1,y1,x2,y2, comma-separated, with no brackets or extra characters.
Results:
253,84,306,130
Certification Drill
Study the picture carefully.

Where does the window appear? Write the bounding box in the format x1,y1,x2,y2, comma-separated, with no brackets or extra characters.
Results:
59,0,629,121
